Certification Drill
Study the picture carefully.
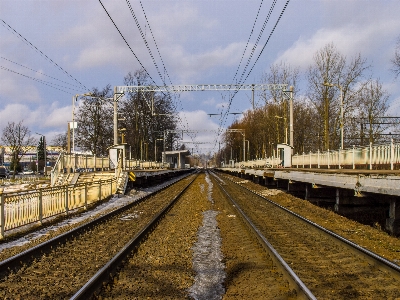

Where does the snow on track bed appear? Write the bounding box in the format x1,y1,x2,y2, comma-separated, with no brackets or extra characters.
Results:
98,172,295,299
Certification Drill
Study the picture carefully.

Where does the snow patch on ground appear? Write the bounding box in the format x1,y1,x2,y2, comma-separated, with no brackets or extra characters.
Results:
189,172,226,300
189,210,225,300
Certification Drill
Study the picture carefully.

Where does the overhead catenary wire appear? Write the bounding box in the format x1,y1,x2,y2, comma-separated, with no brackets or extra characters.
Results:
126,0,198,152
0,19,88,91
125,0,166,86
215,0,291,151
231,0,265,86
98,0,157,86
99,0,197,152
236,0,278,85
1,56,84,91
211,0,278,152
0,65,72,94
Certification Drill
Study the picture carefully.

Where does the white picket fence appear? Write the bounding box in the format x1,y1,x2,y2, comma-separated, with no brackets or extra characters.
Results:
0,177,117,239
234,140,400,170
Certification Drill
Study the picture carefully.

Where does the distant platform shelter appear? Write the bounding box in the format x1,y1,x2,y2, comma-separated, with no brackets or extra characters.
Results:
163,150,190,169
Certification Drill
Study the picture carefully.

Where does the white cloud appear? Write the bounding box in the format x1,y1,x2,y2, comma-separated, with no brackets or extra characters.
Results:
43,105,71,128
0,71,42,103
0,104,36,130
275,18,400,71
0,102,71,141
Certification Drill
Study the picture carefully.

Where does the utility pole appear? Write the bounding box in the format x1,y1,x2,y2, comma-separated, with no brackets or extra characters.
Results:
113,87,118,145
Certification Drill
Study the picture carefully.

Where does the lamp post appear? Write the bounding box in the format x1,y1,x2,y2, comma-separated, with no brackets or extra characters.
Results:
245,140,250,160
275,115,287,144
155,138,163,163
71,93,93,153
323,82,344,149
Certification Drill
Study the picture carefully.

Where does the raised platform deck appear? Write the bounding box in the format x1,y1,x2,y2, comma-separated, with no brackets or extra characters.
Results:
220,168,400,196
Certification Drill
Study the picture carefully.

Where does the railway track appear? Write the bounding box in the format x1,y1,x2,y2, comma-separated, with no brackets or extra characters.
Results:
0,173,196,299
91,171,302,299
212,171,400,299
1,170,399,299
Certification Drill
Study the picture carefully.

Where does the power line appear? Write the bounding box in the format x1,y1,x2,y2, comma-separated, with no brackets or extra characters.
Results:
125,0,165,86
99,0,196,152
139,0,173,86
1,57,83,91
219,0,291,131
98,0,158,86
132,0,197,151
0,65,71,94
236,0,278,85
0,19,88,91
231,0,265,85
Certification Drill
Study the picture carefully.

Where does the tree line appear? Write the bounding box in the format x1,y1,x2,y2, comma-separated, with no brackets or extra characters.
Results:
73,69,178,160
219,42,399,163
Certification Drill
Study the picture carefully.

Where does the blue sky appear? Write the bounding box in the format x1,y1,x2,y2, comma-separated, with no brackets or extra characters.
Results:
1,0,400,153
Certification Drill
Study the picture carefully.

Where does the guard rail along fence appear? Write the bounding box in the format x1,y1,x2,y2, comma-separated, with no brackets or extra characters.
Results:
51,153,110,186
51,153,171,186
0,177,117,239
235,140,400,170
125,160,170,170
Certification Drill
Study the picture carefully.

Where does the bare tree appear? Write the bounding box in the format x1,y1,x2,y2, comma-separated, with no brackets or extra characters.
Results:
1,121,36,178
121,69,177,161
52,132,67,150
391,36,400,79
75,85,114,156
355,79,390,145
254,62,301,154
307,43,369,150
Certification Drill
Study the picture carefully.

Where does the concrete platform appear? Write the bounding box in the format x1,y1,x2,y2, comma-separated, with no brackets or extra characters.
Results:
218,167,400,235
220,167,400,196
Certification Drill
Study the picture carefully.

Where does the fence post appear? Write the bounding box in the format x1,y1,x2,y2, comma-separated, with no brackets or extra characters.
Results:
369,142,372,170
0,188,4,239
309,151,312,168
327,149,330,169
338,148,341,169
84,182,87,209
391,139,394,170
65,185,69,215
317,149,320,168
39,189,43,224
352,145,355,169
99,180,102,200
302,152,305,168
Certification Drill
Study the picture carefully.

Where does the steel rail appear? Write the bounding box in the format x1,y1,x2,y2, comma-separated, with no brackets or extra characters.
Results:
216,171,400,280
210,171,316,300
0,171,195,278
70,173,199,299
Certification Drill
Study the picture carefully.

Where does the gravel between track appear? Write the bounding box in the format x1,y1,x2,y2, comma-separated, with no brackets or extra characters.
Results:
0,175,194,299
99,172,296,299
3,170,400,299
216,171,400,299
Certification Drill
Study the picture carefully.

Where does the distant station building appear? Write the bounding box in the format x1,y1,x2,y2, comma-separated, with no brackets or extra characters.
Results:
0,145,63,168
163,150,190,169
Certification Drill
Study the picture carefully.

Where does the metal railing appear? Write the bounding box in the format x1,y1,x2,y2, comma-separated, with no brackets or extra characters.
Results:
51,153,110,185
292,141,399,169
0,177,117,239
124,159,169,170
233,140,400,170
